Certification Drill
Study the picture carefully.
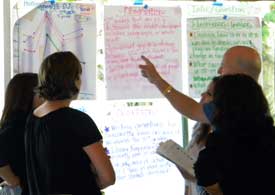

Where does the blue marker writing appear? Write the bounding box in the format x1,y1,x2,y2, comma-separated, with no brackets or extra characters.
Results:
104,127,110,132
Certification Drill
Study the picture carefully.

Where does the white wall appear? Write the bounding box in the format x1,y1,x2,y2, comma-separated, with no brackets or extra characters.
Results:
0,1,5,115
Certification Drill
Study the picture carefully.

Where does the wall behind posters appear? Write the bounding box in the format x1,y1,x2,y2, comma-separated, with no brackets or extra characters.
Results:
8,1,274,195
12,1,186,195
0,1,4,115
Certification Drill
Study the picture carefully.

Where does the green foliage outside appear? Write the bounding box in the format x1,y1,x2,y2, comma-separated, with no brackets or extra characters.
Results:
262,3,275,119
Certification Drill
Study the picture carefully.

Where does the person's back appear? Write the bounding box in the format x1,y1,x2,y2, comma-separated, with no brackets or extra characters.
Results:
202,125,275,195
25,51,115,195
0,111,29,194
194,74,275,195
0,73,40,195
26,107,102,195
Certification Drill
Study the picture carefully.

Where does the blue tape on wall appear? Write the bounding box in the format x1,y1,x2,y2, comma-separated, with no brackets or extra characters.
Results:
134,0,143,5
212,2,223,6
49,0,56,4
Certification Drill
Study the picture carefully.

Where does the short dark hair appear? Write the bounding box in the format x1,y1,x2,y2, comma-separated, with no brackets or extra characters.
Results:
212,74,273,134
37,51,82,100
0,73,38,127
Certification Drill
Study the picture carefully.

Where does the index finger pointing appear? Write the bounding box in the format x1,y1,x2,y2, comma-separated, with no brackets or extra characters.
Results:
141,55,152,65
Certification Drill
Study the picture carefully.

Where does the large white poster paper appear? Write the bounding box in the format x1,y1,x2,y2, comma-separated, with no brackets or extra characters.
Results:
13,2,97,99
70,100,185,195
104,6,182,99
187,17,261,97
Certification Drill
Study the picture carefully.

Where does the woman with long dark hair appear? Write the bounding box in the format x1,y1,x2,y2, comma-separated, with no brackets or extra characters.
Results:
194,74,275,195
0,73,42,195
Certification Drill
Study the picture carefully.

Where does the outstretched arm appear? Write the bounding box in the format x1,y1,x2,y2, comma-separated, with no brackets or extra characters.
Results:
139,56,209,123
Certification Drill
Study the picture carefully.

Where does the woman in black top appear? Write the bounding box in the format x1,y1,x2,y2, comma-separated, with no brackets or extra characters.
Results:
25,51,115,195
194,74,275,195
0,73,42,195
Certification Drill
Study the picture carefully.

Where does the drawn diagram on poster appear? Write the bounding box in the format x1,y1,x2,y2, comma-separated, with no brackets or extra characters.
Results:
13,2,97,99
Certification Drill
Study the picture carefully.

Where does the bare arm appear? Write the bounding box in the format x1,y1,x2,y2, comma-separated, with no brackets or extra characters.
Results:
83,141,115,189
205,183,223,195
139,56,209,123
0,165,20,187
